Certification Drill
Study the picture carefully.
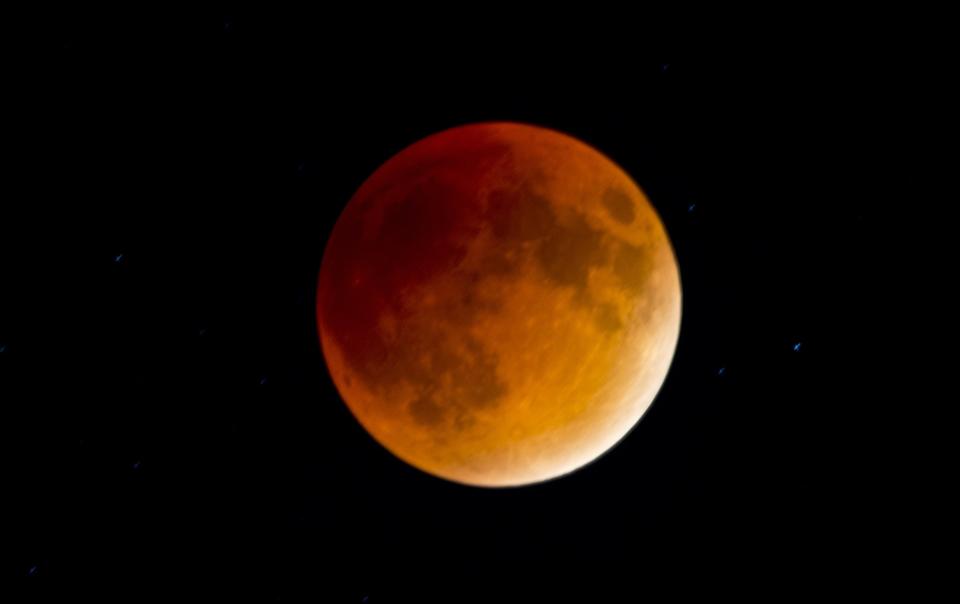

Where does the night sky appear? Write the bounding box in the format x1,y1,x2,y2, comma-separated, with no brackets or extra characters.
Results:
5,9,908,600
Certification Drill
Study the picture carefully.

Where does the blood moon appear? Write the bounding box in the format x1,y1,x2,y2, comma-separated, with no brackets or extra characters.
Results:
317,122,681,487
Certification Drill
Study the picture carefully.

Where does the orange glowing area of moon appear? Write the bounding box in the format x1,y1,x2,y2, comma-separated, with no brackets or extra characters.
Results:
316,122,681,487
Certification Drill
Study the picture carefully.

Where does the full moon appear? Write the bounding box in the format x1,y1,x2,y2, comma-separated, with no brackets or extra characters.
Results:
317,122,681,487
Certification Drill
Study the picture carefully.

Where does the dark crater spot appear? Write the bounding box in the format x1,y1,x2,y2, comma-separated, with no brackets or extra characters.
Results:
602,188,635,224
488,189,556,242
400,333,507,430
378,186,472,282
594,302,623,333
456,337,507,409
410,394,445,427
453,413,477,432
536,210,607,292
488,184,612,301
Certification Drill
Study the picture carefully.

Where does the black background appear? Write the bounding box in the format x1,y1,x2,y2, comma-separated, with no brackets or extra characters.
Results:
5,8,907,600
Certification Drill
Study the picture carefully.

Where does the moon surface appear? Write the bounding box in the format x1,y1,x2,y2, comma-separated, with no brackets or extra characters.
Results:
317,122,681,487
